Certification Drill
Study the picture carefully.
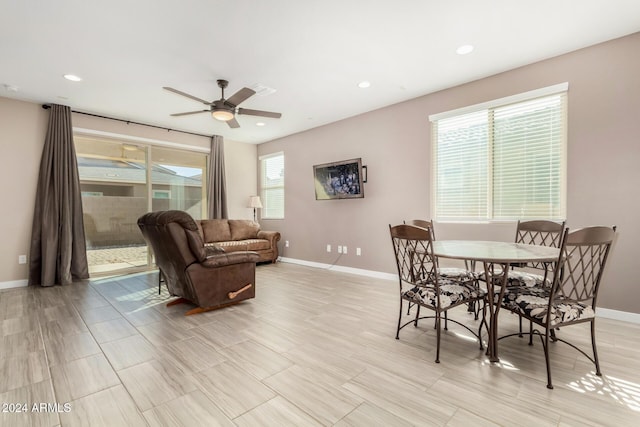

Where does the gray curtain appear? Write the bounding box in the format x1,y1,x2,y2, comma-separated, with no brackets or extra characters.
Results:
28,104,89,286
208,135,228,219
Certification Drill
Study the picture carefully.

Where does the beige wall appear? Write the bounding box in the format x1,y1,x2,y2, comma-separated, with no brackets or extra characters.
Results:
225,141,258,220
0,97,257,284
258,32,640,314
0,98,48,284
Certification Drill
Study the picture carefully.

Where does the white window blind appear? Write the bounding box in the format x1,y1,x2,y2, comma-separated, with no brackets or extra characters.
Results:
260,153,285,219
431,86,567,221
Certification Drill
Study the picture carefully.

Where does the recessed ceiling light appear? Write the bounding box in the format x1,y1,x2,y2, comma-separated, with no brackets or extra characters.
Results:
358,81,371,89
63,74,82,82
456,45,474,55
256,122,266,127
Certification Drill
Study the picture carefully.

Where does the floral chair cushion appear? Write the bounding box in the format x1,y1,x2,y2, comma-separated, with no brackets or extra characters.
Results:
505,270,551,288
500,286,595,327
479,270,550,288
403,277,486,310
437,267,478,280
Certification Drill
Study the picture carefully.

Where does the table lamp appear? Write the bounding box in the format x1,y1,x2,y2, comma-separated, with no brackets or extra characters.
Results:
248,196,263,221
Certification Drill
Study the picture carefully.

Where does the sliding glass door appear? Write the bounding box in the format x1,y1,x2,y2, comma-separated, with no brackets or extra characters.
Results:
151,146,207,220
74,135,207,275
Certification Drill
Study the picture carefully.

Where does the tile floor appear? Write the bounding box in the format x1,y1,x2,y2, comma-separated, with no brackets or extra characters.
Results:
1,262,639,426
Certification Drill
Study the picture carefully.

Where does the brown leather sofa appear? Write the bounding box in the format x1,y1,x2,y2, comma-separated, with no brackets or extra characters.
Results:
197,219,280,263
137,210,260,315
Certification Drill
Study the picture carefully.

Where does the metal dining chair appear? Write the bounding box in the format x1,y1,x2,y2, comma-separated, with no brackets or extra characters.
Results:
479,220,566,336
498,226,616,389
480,220,566,286
389,224,487,363
404,220,479,320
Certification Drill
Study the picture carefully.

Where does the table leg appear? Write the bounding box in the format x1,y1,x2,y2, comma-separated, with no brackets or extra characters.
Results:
483,261,510,363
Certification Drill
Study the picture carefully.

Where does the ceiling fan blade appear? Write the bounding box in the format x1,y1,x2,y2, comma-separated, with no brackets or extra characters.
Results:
163,87,212,105
227,117,240,128
170,110,210,117
237,108,282,119
226,87,256,107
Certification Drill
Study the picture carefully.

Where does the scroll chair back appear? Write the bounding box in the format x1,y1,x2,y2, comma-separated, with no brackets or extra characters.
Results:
514,220,566,278
551,226,615,314
515,220,566,247
500,225,616,389
483,220,566,289
389,224,486,363
404,219,474,277
405,219,435,239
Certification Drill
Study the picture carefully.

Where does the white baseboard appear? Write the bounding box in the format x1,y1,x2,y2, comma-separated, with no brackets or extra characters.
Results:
278,257,640,324
0,279,28,290
278,257,396,281
596,307,640,324
5,261,638,324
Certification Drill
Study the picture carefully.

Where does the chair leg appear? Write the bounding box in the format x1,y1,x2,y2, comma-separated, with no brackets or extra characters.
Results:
396,299,403,339
435,312,441,363
467,278,480,320
477,299,487,350
544,328,554,389
529,321,534,345
414,305,421,327
444,311,448,331
518,315,523,337
591,321,602,376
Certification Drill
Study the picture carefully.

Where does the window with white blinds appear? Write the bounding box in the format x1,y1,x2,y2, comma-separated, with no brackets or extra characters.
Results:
430,84,567,221
260,152,285,219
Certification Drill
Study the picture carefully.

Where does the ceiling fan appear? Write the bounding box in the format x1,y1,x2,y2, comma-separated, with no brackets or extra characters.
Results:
163,79,282,128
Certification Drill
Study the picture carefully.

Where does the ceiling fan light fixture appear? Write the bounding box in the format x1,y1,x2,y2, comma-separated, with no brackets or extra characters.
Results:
165,79,281,128
212,109,234,121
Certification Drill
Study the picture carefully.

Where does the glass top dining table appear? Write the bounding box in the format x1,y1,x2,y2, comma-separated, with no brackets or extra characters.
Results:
432,240,560,362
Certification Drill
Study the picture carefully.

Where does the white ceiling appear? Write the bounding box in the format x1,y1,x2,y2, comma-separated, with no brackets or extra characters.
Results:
1,0,639,144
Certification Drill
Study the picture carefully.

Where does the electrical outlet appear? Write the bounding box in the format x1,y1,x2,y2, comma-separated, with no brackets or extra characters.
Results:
285,240,290,248
326,244,331,252
18,255,27,264
343,246,348,254
337,245,342,254
356,247,362,256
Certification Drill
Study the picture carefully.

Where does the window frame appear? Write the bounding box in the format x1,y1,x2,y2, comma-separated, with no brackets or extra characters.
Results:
429,83,568,222
259,152,285,220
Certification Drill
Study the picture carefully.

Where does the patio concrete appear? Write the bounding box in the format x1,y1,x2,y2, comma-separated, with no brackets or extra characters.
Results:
87,245,148,274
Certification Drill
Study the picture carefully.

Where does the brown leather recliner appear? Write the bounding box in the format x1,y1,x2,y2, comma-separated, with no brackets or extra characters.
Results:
137,210,260,315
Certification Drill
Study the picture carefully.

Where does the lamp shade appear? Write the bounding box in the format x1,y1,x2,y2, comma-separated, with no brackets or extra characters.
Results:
248,196,263,209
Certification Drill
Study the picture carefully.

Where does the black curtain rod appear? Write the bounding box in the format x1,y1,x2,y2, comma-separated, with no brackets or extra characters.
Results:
41,104,213,139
